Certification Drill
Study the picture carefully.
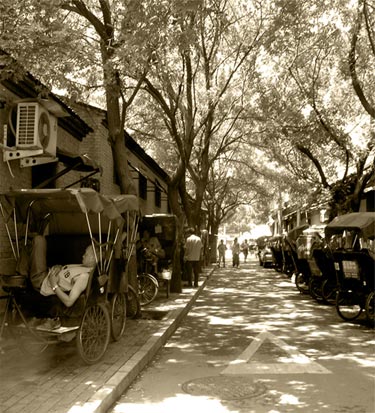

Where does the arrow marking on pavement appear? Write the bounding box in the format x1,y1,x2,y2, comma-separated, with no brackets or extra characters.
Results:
221,330,331,375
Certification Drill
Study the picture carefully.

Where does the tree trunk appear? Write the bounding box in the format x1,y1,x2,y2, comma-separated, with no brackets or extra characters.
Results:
168,183,184,293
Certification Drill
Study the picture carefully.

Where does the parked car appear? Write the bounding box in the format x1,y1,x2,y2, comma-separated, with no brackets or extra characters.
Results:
256,237,273,267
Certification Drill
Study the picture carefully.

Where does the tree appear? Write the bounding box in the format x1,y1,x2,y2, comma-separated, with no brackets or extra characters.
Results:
253,0,375,217
349,0,375,120
130,1,282,227
0,0,174,194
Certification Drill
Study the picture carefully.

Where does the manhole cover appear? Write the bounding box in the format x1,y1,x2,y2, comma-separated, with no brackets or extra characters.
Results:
181,375,267,400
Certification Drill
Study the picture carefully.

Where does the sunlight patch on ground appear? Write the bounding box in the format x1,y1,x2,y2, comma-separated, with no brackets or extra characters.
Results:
208,315,238,325
279,393,300,405
165,343,191,349
209,287,240,294
278,354,310,364
113,394,231,413
320,353,375,367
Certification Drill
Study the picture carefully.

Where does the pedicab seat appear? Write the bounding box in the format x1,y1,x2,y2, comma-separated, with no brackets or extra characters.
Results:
0,274,27,290
332,250,373,282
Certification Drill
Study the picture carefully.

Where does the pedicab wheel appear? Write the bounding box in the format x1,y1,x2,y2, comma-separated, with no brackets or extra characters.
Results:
321,279,337,305
295,273,309,294
126,285,141,319
335,290,362,321
309,277,322,301
365,291,375,323
138,273,158,306
76,302,110,364
110,293,126,341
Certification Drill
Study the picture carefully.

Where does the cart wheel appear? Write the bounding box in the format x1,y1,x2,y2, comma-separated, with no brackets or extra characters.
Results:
127,285,141,319
321,279,337,305
76,302,110,364
295,273,309,294
365,292,375,324
138,273,158,306
309,277,322,301
110,293,126,341
336,290,363,321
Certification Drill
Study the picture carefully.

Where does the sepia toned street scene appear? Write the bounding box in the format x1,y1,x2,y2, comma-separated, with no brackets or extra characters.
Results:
0,1,374,412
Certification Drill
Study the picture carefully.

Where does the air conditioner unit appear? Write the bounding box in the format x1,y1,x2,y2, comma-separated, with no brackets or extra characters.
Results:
16,102,57,156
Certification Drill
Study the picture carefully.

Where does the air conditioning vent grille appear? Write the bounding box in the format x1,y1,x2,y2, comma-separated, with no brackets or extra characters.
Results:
17,104,37,146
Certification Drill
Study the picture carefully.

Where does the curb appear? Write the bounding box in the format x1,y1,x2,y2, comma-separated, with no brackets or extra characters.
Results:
71,268,214,413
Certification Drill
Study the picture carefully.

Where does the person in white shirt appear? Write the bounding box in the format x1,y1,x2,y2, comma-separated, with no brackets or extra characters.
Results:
184,228,203,287
16,235,98,329
40,245,96,308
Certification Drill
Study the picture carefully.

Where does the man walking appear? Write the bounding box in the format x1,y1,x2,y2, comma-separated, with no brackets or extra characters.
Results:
184,227,203,287
217,239,226,267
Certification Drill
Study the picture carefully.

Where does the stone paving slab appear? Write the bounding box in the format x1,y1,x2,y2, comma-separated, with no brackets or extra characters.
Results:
0,267,214,413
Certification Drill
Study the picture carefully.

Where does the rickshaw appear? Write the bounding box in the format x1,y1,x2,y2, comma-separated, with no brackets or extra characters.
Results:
325,212,375,322
137,214,177,304
296,226,327,301
269,235,284,272
283,224,309,286
0,188,139,364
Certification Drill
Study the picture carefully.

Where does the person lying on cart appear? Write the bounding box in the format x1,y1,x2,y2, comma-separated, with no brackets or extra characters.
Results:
16,235,97,329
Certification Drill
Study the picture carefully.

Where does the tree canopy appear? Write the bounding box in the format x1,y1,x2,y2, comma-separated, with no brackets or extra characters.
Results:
0,0,374,233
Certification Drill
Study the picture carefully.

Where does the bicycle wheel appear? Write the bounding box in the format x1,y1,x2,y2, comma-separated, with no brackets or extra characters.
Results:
336,289,363,321
110,293,126,341
138,273,158,306
126,285,141,319
295,273,309,294
365,291,375,323
321,279,337,305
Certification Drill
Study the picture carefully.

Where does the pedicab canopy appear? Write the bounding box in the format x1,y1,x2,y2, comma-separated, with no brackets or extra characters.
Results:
286,224,309,242
0,188,139,235
325,212,375,240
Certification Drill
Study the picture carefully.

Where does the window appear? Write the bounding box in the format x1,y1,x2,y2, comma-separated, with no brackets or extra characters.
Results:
139,172,147,200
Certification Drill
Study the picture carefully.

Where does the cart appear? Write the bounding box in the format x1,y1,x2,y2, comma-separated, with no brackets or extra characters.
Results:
284,225,309,286
296,226,327,301
325,212,375,322
137,214,177,299
0,188,139,363
269,235,284,272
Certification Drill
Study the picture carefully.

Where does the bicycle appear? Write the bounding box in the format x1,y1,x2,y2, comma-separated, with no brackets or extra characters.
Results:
137,248,159,306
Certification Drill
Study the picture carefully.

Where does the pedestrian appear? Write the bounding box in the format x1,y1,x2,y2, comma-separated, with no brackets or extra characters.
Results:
217,239,226,267
232,237,240,268
241,239,249,263
184,227,203,287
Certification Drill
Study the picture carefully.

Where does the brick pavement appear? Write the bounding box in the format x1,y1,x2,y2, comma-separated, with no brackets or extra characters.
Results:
0,267,214,413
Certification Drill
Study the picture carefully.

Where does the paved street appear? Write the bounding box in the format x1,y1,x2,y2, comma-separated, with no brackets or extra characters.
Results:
110,257,375,413
0,274,210,413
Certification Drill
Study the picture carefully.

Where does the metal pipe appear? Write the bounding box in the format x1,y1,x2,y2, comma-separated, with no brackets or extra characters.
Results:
0,202,17,260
